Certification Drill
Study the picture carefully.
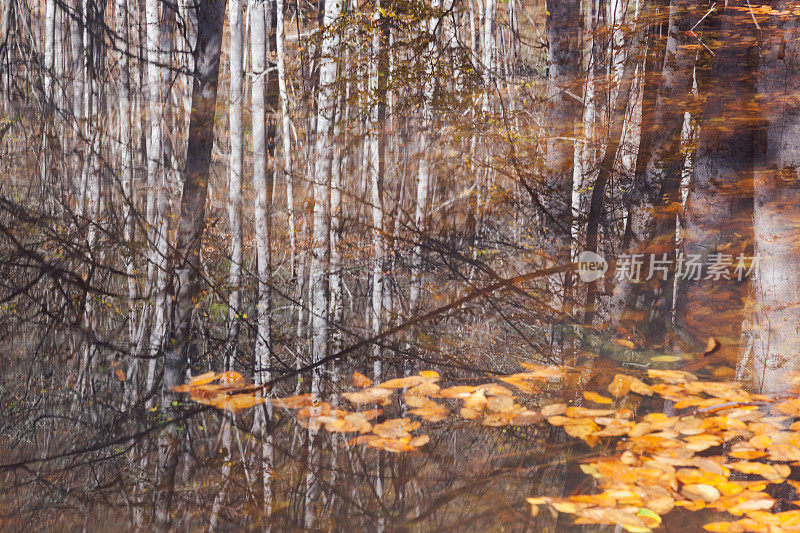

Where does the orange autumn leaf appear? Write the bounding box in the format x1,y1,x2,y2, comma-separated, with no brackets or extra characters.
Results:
188,371,216,386
583,391,613,404
352,372,373,388
611,338,635,349
372,417,420,439
208,393,266,411
342,387,394,405
377,376,426,389
607,374,632,398
217,371,243,383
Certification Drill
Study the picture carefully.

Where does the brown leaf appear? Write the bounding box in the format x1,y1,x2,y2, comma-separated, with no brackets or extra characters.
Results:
703,337,721,356
270,393,317,409
342,387,394,405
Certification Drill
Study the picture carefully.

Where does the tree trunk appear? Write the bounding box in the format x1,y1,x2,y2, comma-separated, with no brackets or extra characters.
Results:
583,29,639,324
308,0,342,396
674,2,757,351
410,0,441,312
369,3,385,380
543,0,582,307
251,0,277,511
750,5,800,392
610,0,694,343
227,0,244,366
165,0,227,389
276,0,295,281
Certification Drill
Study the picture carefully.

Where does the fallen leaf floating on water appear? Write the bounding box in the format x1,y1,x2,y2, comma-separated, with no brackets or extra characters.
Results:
342,387,394,405
208,393,266,412
525,369,800,532
189,371,216,386
611,338,636,349
270,393,318,409
217,370,243,384
352,371,373,388
704,336,722,356
174,362,800,531
584,391,614,404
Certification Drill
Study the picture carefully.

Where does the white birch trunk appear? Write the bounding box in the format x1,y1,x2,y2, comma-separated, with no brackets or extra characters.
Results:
43,0,55,99
308,0,342,395
409,0,442,311
369,4,384,380
143,0,171,402
227,0,245,366
305,0,343,526
276,0,295,280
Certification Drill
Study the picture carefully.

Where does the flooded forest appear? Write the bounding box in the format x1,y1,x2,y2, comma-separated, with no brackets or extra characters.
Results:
5,0,800,530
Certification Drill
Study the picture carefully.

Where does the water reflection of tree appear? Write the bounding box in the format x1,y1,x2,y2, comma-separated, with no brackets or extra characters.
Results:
4,0,800,528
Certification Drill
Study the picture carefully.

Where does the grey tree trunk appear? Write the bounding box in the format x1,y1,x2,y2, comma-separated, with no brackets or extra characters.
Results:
227,0,244,365
750,5,800,392
543,0,582,307
674,3,757,351
276,0,295,281
368,3,385,380
610,0,694,342
165,0,227,389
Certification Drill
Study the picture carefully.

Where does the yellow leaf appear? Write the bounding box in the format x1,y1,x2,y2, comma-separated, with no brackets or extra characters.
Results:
608,374,632,398
377,376,425,389
409,402,449,422
650,355,682,363
584,391,613,404
208,393,266,411
372,417,420,439
188,371,216,386
703,336,721,356
681,484,720,502
612,338,636,349
541,403,567,416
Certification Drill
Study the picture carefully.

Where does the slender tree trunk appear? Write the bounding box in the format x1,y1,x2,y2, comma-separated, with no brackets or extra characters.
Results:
43,0,55,99
543,0,582,309
410,0,441,312
251,0,276,511
308,0,342,396
143,0,174,402
276,0,295,280
227,0,244,366
305,0,343,525
368,3,385,380
165,0,227,389
115,0,138,396
583,30,639,324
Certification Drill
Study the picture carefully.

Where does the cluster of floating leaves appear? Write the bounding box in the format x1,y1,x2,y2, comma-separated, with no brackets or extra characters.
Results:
529,369,800,533
173,363,560,452
173,363,800,531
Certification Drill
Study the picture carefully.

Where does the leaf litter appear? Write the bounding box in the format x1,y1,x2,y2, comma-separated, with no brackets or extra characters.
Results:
173,364,800,531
